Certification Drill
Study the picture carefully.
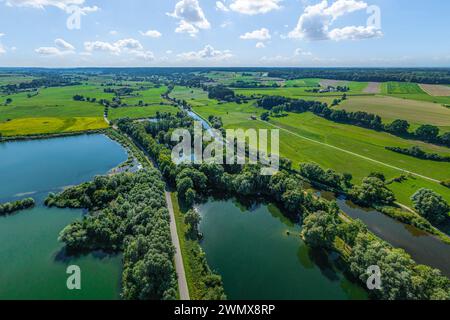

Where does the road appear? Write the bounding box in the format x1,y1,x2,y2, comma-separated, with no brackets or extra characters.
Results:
259,119,441,184
165,191,190,300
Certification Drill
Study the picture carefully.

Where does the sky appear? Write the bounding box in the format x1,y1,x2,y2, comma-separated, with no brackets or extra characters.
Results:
0,0,449,67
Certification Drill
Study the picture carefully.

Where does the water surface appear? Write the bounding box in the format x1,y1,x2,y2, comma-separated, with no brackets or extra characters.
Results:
0,134,127,300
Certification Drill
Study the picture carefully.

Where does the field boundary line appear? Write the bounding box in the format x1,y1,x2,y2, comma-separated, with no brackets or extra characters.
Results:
259,119,441,184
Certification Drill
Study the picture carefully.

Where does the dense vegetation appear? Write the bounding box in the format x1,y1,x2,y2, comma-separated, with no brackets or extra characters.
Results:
266,68,450,85
45,170,178,300
0,198,35,216
411,189,450,225
116,116,227,299
386,146,450,162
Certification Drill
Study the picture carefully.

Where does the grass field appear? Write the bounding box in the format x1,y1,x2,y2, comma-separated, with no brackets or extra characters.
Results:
108,104,180,120
174,87,450,206
337,95,450,131
120,86,167,106
381,81,450,105
0,117,107,136
0,84,110,136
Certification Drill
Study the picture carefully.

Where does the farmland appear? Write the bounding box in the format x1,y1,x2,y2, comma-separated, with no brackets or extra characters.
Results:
108,105,179,120
171,86,450,206
381,81,450,105
0,81,170,136
337,95,450,131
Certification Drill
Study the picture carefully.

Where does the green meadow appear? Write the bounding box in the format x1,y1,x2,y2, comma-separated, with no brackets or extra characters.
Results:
381,81,450,105
108,104,180,120
172,87,450,206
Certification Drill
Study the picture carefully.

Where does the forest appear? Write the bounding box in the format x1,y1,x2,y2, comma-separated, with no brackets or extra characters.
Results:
45,169,178,300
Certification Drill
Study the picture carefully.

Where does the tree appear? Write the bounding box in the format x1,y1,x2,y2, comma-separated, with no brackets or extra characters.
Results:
349,177,395,206
260,112,270,121
411,189,449,225
415,125,440,141
301,211,338,249
185,209,201,238
386,119,410,135
5,98,12,105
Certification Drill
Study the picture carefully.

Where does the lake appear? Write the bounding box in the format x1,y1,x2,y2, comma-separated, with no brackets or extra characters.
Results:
0,134,127,300
197,199,368,300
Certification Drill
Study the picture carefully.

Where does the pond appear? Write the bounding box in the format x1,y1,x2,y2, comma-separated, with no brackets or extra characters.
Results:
197,199,368,300
0,134,127,300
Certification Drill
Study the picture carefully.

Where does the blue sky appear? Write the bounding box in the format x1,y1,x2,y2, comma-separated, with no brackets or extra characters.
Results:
0,0,449,67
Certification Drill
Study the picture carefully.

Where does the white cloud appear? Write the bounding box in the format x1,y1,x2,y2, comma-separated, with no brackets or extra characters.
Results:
220,20,232,28
109,30,118,35
328,25,382,40
294,48,312,56
35,38,75,56
229,0,282,15
139,29,162,38
0,33,5,54
177,45,232,61
216,1,229,12
256,42,266,48
288,0,382,41
83,38,154,61
55,38,75,51
5,0,99,16
35,47,64,56
0,33,5,37
168,0,210,37
240,28,271,40
84,40,120,54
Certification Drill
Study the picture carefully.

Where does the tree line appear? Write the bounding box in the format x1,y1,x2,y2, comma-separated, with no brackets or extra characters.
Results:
256,95,450,148
0,198,35,216
266,68,450,85
386,146,450,162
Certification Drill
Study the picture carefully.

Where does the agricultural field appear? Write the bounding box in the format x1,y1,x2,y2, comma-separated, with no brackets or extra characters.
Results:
419,84,450,97
120,86,167,106
0,84,110,136
381,81,450,105
173,87,450,206
108,104,180,121
337,95,450,131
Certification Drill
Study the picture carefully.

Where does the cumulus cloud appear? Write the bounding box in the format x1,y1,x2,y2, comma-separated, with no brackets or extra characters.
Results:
240,28,271,40
294,48,312,56
35,38,75,56
177,45,232,61
288,0,382,41
256,42,266,49
55,38,75,51
0,33,5,54
109,30,118,35
328,25,381,40
5,0,99,15
216,1,229,12
229,0,282,15
139,29,162,38
83,38,154,60
168,0,210,37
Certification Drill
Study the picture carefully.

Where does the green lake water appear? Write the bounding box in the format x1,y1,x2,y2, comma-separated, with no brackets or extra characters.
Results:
197,199,368,300
0,134,127,300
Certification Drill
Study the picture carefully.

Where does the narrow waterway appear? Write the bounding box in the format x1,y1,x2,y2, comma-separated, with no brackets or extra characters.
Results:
317,190,450,277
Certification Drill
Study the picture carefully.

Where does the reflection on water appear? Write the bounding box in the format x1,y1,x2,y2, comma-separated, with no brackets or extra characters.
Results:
198,198,367,300
314,190,450,277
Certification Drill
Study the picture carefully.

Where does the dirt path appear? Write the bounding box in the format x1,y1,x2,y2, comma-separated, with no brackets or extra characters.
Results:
165,191,190,300
364,82,381,94
259,119,441,184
